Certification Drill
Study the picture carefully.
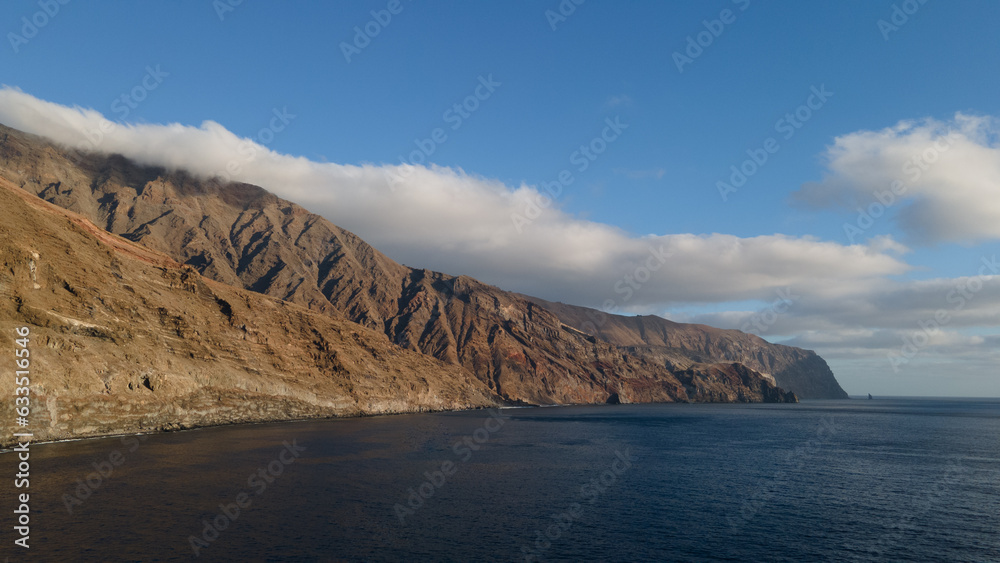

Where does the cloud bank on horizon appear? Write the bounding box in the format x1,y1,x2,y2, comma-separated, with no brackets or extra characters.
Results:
1,86,998,390
0,86,910,308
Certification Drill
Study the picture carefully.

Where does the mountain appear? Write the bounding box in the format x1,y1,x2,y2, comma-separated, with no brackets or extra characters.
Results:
520,296,848,400
0,122,849,442
0,175,497,446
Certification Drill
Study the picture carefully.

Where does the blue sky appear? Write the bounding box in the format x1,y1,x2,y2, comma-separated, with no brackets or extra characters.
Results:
2,0,999,396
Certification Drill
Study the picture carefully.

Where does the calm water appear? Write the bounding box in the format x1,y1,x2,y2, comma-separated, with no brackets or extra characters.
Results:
2,398,999,562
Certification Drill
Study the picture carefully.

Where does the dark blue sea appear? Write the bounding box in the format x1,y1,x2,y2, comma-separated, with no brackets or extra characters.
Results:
3,398,999,562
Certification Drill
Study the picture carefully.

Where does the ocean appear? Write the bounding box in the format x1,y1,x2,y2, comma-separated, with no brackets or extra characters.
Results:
3,398,999,561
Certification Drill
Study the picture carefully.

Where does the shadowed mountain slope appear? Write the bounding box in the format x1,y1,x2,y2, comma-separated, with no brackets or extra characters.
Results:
0,175,498,446
519,296,848,399
0,123,843,420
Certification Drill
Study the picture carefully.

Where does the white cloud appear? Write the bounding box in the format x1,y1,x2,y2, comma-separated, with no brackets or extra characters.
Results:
793,113,1000,245
0,86,913,312
673,262,1000,383
679,263,1000,335
4,87,1000,394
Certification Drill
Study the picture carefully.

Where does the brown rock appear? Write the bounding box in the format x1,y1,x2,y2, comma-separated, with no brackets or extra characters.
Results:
0,122,839,445
0,176,496,446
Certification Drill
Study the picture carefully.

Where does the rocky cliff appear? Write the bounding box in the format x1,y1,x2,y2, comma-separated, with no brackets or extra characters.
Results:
0,122,847,443
0,176,497,446
520,296,848,400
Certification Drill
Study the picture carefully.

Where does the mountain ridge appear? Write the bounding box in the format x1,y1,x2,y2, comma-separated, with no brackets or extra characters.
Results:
0,174,498,446
0,122,848,439
519,295,847,399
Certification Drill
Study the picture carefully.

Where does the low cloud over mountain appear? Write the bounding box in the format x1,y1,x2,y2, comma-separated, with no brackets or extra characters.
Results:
2,87,998,394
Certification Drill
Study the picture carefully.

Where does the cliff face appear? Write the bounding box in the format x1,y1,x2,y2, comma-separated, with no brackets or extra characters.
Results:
519,297,849,400
0,123,847,438
0,176,497,446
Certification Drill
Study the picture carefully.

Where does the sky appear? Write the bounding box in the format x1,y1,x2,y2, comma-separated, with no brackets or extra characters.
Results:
1,0,998,397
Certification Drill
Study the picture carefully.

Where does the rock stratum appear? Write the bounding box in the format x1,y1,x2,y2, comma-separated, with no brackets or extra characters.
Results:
0,124,846,444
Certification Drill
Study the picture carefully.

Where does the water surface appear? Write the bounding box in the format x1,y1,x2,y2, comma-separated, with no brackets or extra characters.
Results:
2,398,999,561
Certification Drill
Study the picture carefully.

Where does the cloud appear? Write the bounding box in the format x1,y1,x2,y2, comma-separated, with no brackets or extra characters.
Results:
781,328,992,359
792,113,1000,245
4,87,1000,393
672,258,1000,380
677,258,1000,335
0,86,911,311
